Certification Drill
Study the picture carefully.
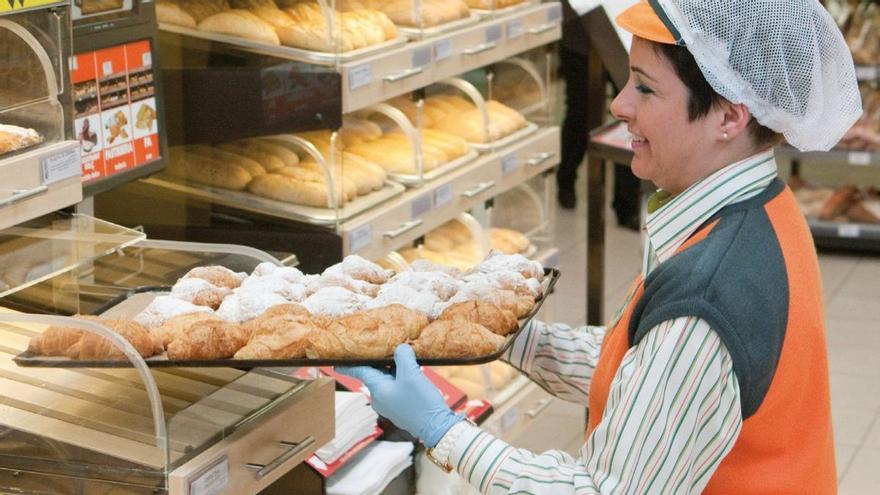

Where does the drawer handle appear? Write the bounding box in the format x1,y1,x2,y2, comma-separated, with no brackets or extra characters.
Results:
0,185,49,209
525,398,553,418
383,219,423,239
383,67,424,83
527,22,556,35
245,436,315,481
462,42,497,56
526,152,556,167
460,180,495,198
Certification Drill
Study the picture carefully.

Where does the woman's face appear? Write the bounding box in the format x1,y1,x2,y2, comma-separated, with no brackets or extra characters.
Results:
610,37,719,194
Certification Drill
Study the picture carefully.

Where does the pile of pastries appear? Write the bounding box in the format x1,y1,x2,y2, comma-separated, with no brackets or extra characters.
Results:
0,124,42,156
28,252,546,361
156,0,398,51
389,94,528,144
397,219,531,272
791,177,880,224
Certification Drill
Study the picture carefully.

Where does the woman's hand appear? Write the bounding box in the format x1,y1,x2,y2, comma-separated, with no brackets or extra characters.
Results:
337,344,464,448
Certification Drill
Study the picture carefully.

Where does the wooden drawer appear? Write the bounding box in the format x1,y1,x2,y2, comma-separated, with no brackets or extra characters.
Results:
0,141,82,231
168,377,335,495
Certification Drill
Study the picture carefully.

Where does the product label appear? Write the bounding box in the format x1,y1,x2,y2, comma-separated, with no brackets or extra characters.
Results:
507,19,524,39
486,25,503,44
434,183,454,208
838,224,861,238
412,45,432,68
189,457,229,495
41,147,81,185
502,153,520,174
349,224,373,253
433,38,453,61
348,64,372,90
410,193,433,219
848,151,872,166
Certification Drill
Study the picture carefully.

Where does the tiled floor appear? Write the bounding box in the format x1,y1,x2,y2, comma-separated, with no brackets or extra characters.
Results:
543,164,880,491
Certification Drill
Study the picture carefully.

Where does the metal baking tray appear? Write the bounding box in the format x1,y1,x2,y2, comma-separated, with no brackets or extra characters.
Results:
470,121,539,153
158,23,407,64
14,268,560,368
470,0,538,19
397,14,481,40
387,150,479,186
143,175,406,226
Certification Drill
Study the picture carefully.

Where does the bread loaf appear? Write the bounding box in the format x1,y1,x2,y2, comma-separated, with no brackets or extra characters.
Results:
0,124,43,155
156,0,197,27
198,9,281,45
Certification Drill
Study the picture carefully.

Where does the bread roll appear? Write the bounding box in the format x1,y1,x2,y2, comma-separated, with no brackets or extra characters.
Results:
248,173,332,207
296,161,359,200
156,0,197,27
179,0,230,23
198,9,281,45
187,145,266,177
439,300,518,336
217,142,285,172
166,147,253,190
410,320,505,358
490,228,530,254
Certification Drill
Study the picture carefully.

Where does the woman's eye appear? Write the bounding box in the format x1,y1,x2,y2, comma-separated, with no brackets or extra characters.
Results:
636,84,654,95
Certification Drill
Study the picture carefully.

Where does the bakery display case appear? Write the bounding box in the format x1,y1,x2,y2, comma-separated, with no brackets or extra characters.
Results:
0,2,82,231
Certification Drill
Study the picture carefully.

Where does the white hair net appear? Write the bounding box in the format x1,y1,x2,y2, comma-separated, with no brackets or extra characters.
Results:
655,0,862,151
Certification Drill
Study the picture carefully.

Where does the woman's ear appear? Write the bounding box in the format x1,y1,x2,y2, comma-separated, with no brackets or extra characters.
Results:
718,102,751,140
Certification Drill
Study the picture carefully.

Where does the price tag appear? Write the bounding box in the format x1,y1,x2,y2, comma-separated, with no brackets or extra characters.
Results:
433,38,452,61
838,224,861,238
855,65,878,81
848,151,872,166
500,407,519,432
41,147,81,185
547,3,562,22
142,51,152,67
485,25,503,44
69,56,78,71
410,193,434,219
189,457,229,495
348,63,372,90
502,153,520,174
350,224,373,253
412,45,432,68
507,19,524,39
102,61,113,76
434,183,453,208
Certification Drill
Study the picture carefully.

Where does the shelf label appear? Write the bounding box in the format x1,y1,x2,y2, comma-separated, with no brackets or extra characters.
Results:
142,51,152,67
434,38,453,61
41,147,81,186
507,19,524,39
502,153,520,174
838,224,861,238
855,65,879,81
412,45,432,68
848,151,872,166
547,3,563,22
486,25,503,44
102,61,113,77
189,457,229,495
410,193,434,219
434,183,454,208
348,63,372,90
350,224,373,253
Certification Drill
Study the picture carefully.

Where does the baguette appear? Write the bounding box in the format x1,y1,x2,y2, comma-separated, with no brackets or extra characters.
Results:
248,173,332,207
198,9,281,45
166,148,253,190
187,145,266,177
217,142,285,172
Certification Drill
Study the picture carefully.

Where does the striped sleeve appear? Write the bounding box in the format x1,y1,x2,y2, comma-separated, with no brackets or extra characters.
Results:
449,316,742,494
502,320,606,404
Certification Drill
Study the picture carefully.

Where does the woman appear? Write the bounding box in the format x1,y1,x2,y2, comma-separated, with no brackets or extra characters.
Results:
341,0,862,492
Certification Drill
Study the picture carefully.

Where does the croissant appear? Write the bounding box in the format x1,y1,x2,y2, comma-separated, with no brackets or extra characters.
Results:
307,304,428,358
165,319,251,359
235,314,324,359
29,316,161,360
410,320,505,358
153,312,222,348
438,301,518,336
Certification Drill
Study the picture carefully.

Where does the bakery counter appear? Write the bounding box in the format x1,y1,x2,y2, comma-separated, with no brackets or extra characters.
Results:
342,2,561,113
341,125,559,260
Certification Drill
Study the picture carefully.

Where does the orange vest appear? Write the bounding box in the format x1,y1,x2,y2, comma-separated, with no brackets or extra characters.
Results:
587,184,836,493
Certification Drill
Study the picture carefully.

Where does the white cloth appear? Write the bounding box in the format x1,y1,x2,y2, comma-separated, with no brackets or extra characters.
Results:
326,441,413,495
315,392,379,465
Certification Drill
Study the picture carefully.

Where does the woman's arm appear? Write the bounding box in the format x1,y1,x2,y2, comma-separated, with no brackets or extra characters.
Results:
502,320,606,404
439,316,742,494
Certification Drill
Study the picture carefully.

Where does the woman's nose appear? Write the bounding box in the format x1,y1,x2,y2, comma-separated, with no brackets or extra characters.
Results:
610,90,630,122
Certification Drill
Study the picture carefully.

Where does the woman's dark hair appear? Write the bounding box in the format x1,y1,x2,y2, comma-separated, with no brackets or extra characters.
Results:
652,43,783,149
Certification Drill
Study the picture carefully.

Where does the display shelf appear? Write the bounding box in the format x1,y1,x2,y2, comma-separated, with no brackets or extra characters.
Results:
775,145,880,167
341,125,559,260
808,217,880,251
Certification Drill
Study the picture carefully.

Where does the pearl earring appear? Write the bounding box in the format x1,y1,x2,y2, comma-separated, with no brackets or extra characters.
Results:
722,132,729,140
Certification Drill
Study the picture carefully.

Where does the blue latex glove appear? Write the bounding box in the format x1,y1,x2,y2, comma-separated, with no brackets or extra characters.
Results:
337,344,464,448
